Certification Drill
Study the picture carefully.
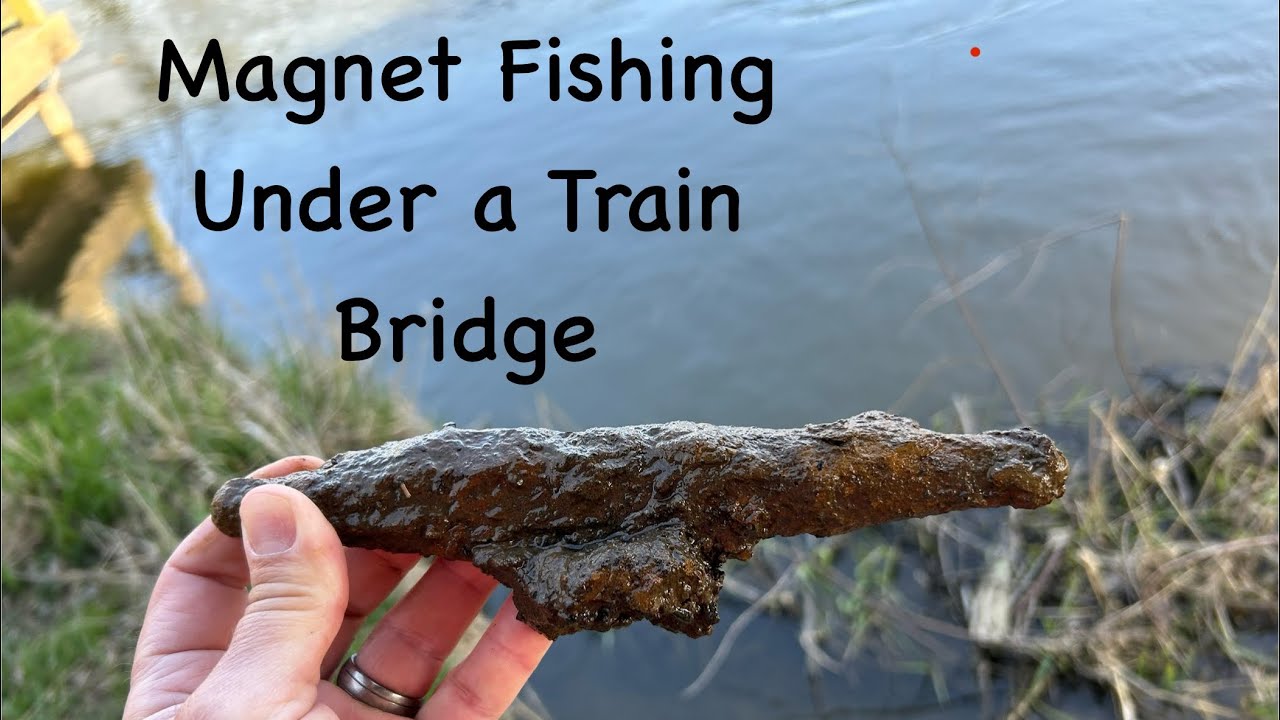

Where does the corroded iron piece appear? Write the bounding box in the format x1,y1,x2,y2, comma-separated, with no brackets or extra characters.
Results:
211,412,1068,639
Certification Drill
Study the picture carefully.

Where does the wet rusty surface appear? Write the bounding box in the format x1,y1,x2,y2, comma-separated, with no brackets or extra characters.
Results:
211,411,1068,638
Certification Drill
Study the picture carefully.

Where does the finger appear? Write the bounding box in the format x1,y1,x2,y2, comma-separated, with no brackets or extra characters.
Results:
251,454,327,481
320,548,422,678
233,457,413,680
124,518,249,719
354,559,498,699
124,456,323,720
183,484,348,718
421,598,552,720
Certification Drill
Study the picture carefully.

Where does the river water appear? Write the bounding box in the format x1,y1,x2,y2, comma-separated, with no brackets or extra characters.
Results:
18,0,1280,716
38,0,1274,431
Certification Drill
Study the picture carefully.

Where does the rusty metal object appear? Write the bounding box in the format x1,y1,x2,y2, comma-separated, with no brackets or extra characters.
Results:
211,411,1068,639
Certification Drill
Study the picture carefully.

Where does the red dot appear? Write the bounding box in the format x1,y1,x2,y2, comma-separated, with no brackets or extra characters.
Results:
970,46,981,57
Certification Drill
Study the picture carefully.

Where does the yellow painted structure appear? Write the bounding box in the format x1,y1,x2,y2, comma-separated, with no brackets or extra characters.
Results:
2,0,206,328
2,0,94,166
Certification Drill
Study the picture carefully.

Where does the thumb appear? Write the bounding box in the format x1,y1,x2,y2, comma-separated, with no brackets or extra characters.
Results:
186,485,348,719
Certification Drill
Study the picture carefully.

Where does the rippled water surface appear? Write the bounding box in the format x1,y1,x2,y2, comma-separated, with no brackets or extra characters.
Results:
49,0,1277,431
25,0,1280,715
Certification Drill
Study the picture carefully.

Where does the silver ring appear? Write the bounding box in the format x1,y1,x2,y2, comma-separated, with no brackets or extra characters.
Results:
336,654,423,717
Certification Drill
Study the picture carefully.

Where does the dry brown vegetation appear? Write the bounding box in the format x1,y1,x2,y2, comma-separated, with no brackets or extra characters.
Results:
705,318,1279,718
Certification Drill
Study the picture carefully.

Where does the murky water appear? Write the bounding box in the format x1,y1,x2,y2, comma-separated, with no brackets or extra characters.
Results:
13,0,1279,716
35,0,1276,432
93,0,1275,432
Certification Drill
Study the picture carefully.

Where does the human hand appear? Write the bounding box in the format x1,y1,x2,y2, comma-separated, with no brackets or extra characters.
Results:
124,456,551,720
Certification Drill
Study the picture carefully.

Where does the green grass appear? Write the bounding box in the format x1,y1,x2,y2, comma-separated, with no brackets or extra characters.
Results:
0,303,429,719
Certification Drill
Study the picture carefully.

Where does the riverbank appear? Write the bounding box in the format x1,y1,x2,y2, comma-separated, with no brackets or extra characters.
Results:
1,302,1276,718
0,302,428,718
719,323,1279,718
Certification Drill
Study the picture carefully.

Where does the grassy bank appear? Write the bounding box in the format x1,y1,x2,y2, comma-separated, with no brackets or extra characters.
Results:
1,303,427,718
2,301,1276,719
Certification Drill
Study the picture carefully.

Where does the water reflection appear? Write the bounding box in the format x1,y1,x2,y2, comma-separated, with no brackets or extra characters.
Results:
1,155,205,326
2,0,204,325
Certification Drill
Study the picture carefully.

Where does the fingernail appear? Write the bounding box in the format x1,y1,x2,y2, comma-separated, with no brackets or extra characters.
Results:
242,490,297,556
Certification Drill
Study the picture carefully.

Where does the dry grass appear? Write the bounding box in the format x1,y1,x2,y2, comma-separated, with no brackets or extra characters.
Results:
705,321,1278,718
